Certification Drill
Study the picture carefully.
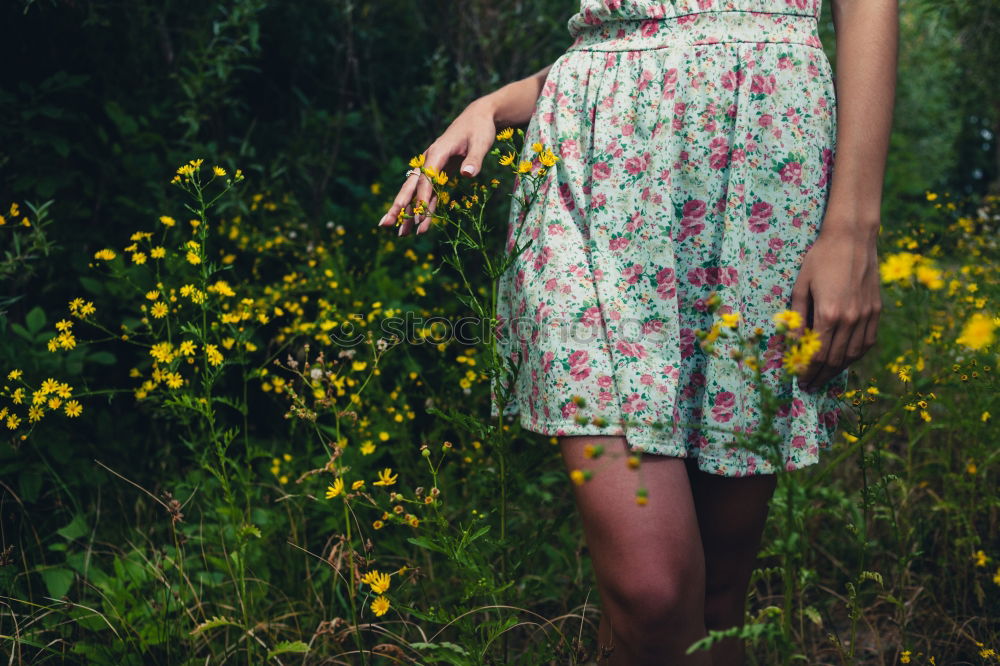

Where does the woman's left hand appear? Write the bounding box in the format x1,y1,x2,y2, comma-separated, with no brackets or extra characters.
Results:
789,227,882,393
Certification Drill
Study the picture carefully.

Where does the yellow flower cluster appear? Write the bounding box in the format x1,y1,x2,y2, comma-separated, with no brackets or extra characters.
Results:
956,312,997,351
270,453,293,485
47,319,77,352
0,202,32,227
494,128,559,176
325,475,366,499
879,251,944,289
360,568,407,617
170,158,243,186
2,372,80,430
781,329,822,376
68,298,97,318
207,280,236,298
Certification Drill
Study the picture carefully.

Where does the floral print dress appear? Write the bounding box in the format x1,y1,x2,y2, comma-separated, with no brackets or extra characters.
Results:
491,0,848,476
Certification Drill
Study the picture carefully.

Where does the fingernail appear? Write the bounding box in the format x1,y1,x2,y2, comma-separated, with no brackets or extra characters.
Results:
462,165,475,176
377,214,388,225
397,226,405,236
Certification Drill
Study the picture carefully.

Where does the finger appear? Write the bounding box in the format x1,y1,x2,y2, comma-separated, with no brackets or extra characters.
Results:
416,194,438,235
413,147,451,229
460,130,496,178
397,201,415,236
789,279,810,336
865,296,882,349
807,321,855,391
798,315,836,391
379,175,420,227
843,312,871,365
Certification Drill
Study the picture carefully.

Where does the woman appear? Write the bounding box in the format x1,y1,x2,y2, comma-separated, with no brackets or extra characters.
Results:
378,0,895,663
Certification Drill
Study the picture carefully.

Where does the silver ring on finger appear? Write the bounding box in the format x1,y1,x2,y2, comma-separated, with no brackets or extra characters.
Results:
405,168,420,179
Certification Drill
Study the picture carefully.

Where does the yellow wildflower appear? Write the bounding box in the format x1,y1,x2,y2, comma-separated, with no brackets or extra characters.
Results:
205,344,223,366
956,312,996,350
370,595,390,617
720,312,741,328
772,309,803,332
150,342,175,363
373,468,398,487
539,149,560,167
326,477,344,499
879,252,919,283
362,570,391,594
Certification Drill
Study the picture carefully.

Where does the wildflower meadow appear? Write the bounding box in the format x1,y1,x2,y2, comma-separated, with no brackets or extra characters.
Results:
0,1,997,664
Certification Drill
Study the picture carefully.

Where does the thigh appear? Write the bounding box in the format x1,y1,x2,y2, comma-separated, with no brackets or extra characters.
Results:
559,436,705,592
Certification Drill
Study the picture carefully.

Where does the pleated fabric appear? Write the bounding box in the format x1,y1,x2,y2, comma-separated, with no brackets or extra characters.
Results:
491,1,848,476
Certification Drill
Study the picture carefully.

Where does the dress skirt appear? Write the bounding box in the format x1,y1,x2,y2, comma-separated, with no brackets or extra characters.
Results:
490,8,848,476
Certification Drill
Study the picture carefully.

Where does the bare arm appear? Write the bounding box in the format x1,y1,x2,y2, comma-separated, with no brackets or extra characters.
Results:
821,0,899,244
378,62,556,236
479,64,555,128
791,0,898,391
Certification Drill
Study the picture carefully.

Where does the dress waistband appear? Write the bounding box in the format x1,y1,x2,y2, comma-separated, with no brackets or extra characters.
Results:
566,10,822,53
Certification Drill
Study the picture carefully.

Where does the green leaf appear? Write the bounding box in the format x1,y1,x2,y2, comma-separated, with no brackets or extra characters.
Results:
79,276,104,295
41,567,74,599
25,306,46,333
57,515,89,541
802,606,823,627
10,322,34,342
191,616,241,636
407,536,449,556
267,641,309,659
87,351,117,365
409,641,472,665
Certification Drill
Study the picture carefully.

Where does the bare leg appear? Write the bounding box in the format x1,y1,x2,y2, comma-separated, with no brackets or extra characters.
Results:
559,435,711,666
685,458,778,666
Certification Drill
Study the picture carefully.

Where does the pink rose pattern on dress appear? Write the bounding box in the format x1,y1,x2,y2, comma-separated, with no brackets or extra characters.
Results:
491,0,848,476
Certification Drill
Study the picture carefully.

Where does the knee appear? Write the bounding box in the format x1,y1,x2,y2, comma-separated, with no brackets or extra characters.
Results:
602,560,706,635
